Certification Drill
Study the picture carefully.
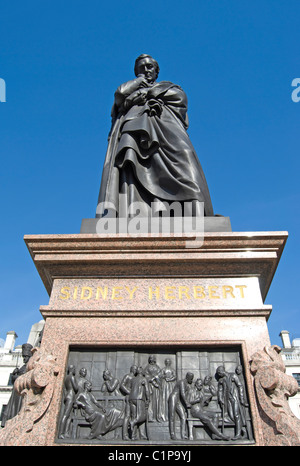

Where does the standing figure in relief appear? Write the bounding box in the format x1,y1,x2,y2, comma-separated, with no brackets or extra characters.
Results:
168,372,194,440
216,365,248,440
144,355,163,422
128,367,150,440
158,358,176,421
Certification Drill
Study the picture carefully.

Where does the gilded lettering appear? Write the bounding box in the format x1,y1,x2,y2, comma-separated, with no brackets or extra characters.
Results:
235,285,247,298
73,286,78,299
59,286,70,300
96,286,108,300
222,285,235,299
112,287,123,300
149,286,160,300
193,286,205,299
165,286,176,299
80,287,92,300
208,286,220,299
125,286,138,299
178,286,191,299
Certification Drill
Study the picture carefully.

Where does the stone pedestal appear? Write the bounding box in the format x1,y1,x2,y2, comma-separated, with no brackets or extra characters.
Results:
2,230,300,446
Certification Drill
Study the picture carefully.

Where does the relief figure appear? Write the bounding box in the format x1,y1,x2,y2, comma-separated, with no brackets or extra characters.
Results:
144,355,163,422
128,367,150,440
58,365,77,439
101,369,121,396
74,381,124,439
120,365,138,440
168,372,194,440
158,358,176,421
189,378,229,440
216,365,249,440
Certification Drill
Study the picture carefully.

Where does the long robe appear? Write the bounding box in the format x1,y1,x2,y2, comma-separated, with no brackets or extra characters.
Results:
76,392,123,439
97,79,213,218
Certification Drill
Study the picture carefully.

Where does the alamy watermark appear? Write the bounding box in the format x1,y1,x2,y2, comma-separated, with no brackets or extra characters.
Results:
95,197,205,248
291,78,300,102
0,78,6,102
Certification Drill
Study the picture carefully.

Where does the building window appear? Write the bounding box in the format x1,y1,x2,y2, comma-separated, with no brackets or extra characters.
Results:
292,373,300,386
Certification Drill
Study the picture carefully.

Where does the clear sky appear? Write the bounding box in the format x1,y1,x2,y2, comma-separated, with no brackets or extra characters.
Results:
0,0,299,347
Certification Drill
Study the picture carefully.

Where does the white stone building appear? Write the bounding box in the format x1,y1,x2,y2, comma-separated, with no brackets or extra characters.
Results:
0,320,44,425
279,330,300,419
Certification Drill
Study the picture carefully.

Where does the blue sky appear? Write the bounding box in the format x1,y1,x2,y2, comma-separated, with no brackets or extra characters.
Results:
0,0,299,347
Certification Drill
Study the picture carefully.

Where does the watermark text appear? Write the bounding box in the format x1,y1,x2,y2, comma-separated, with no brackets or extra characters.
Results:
291,78,300,102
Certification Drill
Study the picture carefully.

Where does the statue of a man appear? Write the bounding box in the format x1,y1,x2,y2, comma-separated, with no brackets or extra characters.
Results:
128,367,150,440
168,372,194,440
216,365,249,440
97,54,213,220
1,343,33,427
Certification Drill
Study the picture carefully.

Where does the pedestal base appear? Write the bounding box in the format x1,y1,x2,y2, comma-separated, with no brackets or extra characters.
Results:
2,230,298,447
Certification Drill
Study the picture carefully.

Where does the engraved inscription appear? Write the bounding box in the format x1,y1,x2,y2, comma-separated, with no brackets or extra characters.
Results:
58,284,248,301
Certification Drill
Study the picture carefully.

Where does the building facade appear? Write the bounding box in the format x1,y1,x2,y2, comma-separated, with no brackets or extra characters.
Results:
280,330,300,419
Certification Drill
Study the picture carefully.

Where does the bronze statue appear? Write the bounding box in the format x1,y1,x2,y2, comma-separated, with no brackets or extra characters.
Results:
120,365,138,440
58,365,77,439
75,367,89,396
168,372,194,440
158,358,176,421
144,354,163,422
216,365,249,440
128,367,150,440
97,54,213,220
1,343,33,427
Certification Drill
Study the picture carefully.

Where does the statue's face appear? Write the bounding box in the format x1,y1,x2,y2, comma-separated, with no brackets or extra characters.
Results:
86,382,92,391
195,379,202,390
217,367,225,377
103,370,110,380
186,373,194,384
136,57,156,83
131,365,138,375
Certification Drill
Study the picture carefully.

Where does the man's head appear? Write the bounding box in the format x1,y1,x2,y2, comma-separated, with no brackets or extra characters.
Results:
216,366,226,378
68,365,76,375
84,381,92,391
130,365,138,375
134,54,159,83
22,343,33,363
195,378,203,390
103,369,112,380
148,354,156,364
79,367,87,377
185,372,194,384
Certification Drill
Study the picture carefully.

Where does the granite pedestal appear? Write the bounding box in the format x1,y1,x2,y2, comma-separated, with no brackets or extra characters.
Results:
1,229,299,446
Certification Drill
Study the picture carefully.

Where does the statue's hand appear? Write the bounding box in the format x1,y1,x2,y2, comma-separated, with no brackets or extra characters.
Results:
136,74,149,88
124,89,148,110
134,88,148,104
